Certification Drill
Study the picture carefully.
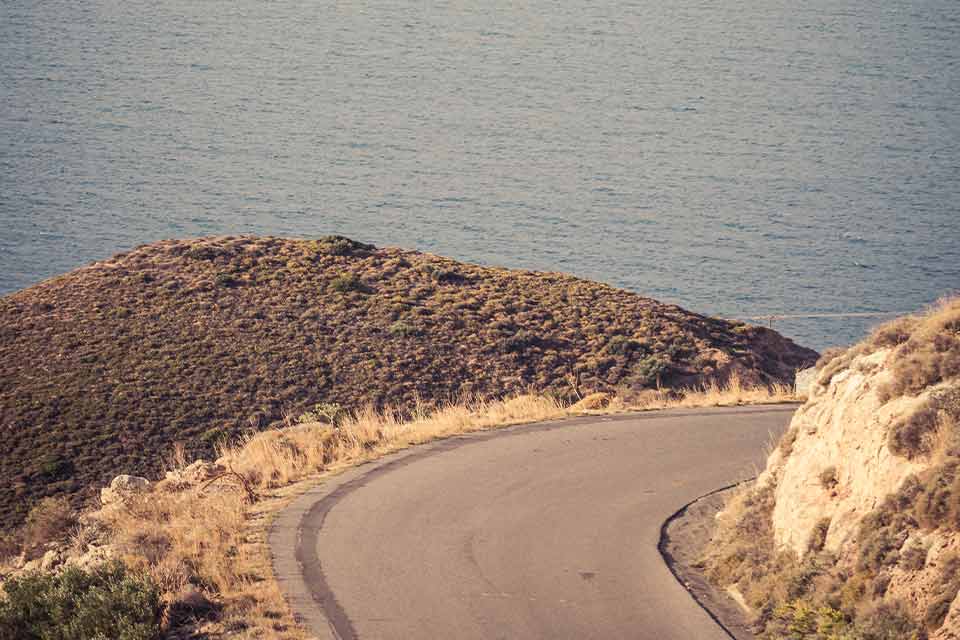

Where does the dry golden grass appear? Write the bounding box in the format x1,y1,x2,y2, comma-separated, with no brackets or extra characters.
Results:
609,373,796,412
9,381,797,639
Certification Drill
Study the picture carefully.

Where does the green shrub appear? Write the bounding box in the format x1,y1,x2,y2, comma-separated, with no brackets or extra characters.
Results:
214,272,240,288
634,355,669,387
38,454,73,480
312,236,374,257
0,561,163,640
200,427,230,447
605,335,638,355
763,600,854,640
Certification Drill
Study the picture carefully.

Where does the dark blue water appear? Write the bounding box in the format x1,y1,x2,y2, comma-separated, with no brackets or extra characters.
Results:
2,0,959,350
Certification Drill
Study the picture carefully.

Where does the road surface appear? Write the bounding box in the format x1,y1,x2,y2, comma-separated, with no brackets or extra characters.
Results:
271,405,795,640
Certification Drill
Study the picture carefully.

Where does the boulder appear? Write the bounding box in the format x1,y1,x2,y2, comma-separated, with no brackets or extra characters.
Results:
793,366,818,399
99,474,150,507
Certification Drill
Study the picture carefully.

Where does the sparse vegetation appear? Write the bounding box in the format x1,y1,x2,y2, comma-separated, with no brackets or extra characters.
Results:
807,518,830,554
0,235,816,530
876,299,960,402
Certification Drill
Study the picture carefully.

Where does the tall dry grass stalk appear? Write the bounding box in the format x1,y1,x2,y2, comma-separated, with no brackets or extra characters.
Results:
71,381,796,638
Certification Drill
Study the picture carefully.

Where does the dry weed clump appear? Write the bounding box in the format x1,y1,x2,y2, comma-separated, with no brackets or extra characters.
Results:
880,299,960,401
617,373,795,411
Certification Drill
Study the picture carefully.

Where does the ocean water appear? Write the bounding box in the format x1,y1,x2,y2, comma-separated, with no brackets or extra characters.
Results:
2,0,958,351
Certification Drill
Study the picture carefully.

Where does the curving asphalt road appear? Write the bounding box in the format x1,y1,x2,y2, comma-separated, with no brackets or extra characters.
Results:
270,405,795,640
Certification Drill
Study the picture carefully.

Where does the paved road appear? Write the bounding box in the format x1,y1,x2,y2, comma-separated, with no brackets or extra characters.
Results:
271,405,795,640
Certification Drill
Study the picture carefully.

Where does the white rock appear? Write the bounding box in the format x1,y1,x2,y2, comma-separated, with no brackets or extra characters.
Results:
100,474,150,506
770,348,935,556
793,367,818,399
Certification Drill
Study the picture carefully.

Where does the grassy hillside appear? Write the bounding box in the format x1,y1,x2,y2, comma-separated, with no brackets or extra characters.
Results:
0,235,817,528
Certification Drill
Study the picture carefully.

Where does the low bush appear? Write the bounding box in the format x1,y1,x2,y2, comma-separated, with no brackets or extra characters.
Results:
889,404,942,459
819,467,838,490
388,321,417,337
0,561,163,640
330,274,372,294
899,539,928,571
780,427,799,458
807,518,831,554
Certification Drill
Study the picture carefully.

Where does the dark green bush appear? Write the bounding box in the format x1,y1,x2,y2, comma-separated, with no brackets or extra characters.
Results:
605,335,638,355
634,355,669,387
0,561,163,640
313,235,374,257
214,272,240,288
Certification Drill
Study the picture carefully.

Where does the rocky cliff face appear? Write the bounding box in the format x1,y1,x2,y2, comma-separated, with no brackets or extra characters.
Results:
766,347,931,556
705,298,960,639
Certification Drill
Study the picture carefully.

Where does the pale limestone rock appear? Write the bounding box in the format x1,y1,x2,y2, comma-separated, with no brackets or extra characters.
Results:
793,366,818,399
99,474,150,507
65,543,114,571
771,348,931,556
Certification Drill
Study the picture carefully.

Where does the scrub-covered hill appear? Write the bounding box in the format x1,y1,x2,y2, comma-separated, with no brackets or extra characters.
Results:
0,235,817,527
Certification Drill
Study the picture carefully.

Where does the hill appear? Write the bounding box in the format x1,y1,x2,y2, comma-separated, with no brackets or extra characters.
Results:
704,298,960,638
0,235,817,527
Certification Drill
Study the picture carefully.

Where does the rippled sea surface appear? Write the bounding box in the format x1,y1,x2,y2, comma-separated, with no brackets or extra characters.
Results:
2,0,959,350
